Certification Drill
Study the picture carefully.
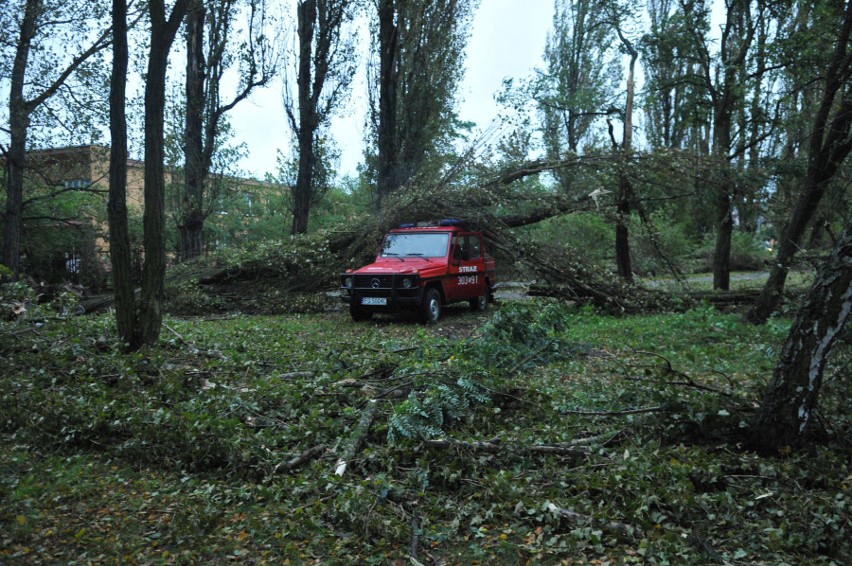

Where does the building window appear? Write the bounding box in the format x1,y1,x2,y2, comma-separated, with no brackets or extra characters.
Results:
64,179,91,189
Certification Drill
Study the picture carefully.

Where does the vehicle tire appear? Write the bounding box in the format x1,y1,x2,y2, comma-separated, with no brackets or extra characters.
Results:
350,302,373,322
469,293,488,311
420,288,442,323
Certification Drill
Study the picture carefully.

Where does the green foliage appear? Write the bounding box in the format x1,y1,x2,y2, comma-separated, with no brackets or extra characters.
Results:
166,232,344,315
15,178,109,289
0,301,849,563
529,213,614,265
203,178,290,248
166,279,228,314
388,302,585,442
537,0,620,167
630,210,696,276
0,279,84,321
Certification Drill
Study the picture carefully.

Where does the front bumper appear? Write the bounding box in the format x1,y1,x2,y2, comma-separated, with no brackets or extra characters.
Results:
340,273,423,310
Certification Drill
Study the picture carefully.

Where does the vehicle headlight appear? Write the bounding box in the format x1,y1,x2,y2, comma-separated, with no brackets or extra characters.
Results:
402,277,413,289
344,277,353,288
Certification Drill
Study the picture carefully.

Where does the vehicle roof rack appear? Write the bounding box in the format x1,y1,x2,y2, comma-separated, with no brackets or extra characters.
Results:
395,218,469,229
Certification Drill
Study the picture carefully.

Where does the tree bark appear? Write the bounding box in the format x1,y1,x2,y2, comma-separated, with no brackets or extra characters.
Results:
703,0,756,291
292,0,318,235
3,0,41,279
375,0,399,208
138,0,190,347
180,0,206,260
334,399,378,476
748,1,852,323
179,0,273,257
285,0,353,234
614,25,637,282
751,216,852,451
107,0,139,350
711,100,735,291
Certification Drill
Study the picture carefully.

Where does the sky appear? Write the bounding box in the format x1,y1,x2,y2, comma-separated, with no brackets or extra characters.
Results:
226,0,556,181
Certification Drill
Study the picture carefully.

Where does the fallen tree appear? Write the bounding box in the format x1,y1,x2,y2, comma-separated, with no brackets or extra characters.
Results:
166,152,786,314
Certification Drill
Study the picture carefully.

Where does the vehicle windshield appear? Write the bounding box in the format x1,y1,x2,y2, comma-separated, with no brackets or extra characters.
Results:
381,232,449,258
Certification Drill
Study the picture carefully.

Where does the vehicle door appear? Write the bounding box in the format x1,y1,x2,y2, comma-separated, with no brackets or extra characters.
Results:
446,233,486,301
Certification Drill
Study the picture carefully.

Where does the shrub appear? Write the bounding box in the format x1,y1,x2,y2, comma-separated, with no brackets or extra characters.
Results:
698,230,771,272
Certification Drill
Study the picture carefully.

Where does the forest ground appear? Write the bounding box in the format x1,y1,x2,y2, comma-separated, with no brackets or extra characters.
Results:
1,273,848,564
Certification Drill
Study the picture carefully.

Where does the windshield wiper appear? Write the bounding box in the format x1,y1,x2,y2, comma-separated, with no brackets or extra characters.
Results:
383,252,405,261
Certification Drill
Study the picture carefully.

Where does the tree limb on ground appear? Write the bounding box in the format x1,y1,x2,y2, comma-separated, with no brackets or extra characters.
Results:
547,503,642,542
422,438,591,458
559,406,667,416
334,399,379,476
274,444,327,474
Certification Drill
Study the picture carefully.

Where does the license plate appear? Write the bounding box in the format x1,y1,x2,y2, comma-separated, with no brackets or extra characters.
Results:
361,297,387,306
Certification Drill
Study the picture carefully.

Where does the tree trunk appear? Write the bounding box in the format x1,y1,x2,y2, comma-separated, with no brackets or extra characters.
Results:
375,0,399,208
180,0,206,260
138,0,190,347
291,0,317,235
614,204,632,279
748,1,852,323
705,0,756,291
3,0,40,279
712,108,734,291
107,0,139,350
614,26,637,283
748,168,839,322
712,182,734,290
751,216,851,451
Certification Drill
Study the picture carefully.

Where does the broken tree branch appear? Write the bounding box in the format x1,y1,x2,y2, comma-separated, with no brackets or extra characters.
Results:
275,444,327,473
423,438,591,458
334,399,379,476
559,406,667,416
631,350,735,398
547,503,642,541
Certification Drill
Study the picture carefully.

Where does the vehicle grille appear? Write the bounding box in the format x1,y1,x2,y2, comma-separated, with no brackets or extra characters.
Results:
354,275,394,289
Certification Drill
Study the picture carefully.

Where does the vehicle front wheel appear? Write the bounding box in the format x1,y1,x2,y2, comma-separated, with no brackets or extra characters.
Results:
469,293,488,311
420,288,442,323
350,302,373,322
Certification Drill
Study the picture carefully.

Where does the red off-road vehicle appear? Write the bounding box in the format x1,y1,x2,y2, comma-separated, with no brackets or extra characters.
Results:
340,220,496,323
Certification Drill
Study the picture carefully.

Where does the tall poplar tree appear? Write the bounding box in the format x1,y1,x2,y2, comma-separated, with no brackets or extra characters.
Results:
284,0,355,234
535,0,619,195
180,0,275,259
679,0,761,290
107,0,134,349
371,0,476,206
137,0,191,347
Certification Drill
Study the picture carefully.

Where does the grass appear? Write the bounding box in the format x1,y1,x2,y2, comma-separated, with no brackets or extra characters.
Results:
642,269,814,293
1,299,849,564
